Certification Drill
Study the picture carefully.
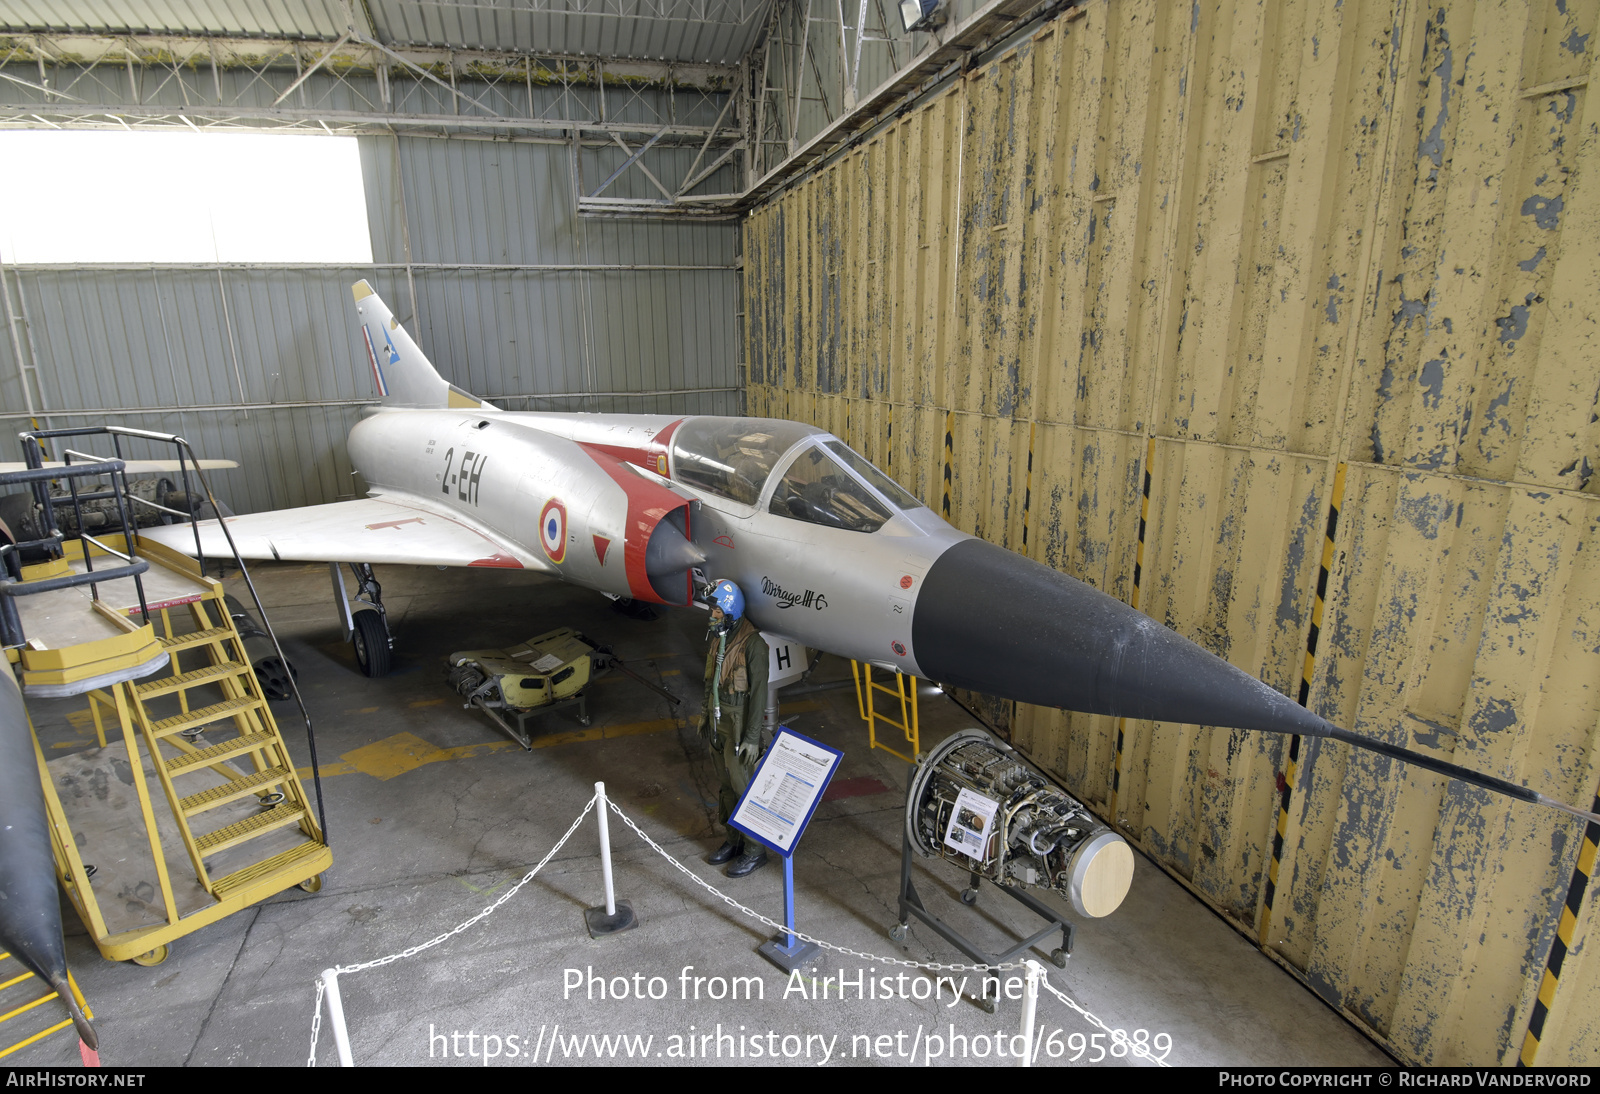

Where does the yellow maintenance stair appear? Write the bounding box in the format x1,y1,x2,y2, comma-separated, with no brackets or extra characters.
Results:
77,543,329,918
3,427,330,972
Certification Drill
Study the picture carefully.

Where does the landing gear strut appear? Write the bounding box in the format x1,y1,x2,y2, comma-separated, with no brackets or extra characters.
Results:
332,562,393,677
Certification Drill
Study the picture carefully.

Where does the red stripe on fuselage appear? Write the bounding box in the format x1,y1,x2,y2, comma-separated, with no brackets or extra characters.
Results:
578,442,689,605
578,418,685,478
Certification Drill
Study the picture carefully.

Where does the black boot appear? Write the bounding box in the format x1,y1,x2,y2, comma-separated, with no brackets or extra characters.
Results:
726,846,768,878
707,838,742,865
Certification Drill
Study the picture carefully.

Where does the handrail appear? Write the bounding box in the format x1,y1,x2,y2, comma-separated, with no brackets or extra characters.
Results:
10,425,329,843
0,458,149,621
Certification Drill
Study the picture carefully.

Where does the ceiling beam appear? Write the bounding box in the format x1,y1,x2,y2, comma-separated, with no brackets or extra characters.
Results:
0,33,737,92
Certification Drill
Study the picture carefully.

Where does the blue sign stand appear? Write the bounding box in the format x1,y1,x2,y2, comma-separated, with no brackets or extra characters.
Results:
758,855,818,973
727,727,841,974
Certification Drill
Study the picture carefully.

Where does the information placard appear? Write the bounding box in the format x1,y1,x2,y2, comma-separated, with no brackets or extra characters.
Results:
728,728,842,858
942,787,1000,861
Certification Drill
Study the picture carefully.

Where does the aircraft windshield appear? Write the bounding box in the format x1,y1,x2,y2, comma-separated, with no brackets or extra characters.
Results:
768,444,893,533
822,440,922,511
671,417,823,505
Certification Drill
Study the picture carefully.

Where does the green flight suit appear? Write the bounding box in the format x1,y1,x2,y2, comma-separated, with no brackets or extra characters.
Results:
698,617,770,835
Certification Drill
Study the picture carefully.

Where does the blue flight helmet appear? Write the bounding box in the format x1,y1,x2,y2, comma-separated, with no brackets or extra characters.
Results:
710,579,744,634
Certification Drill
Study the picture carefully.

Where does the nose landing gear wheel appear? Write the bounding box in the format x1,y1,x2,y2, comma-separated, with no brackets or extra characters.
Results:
352,609,390,677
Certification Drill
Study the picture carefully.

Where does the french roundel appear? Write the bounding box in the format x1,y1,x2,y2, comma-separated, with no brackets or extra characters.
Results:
539,498,567,563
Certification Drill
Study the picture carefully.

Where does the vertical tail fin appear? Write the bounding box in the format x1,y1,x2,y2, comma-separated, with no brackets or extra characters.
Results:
350,281,495,411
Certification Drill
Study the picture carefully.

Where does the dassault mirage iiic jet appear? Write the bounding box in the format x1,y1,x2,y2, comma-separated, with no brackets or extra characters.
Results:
143,281,1600,825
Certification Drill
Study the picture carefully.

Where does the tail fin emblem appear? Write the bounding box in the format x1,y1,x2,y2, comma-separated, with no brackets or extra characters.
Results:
361,326,390,396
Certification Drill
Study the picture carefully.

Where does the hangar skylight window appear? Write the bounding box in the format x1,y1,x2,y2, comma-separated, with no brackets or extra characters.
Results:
0,131,372,264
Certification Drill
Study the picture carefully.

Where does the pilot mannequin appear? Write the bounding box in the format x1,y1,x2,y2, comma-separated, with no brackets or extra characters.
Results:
699,579,770,878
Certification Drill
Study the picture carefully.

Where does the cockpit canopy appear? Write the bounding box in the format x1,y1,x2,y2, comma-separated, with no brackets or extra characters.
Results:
672,417,925,533
671,417,824,506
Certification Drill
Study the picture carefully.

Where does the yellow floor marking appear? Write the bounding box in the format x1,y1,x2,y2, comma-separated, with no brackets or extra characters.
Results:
65,710,95,729
299,760,357,777
457,876,512,897
593,668,681,684
339,732,452,780
406,698,449,708
297,699,824,782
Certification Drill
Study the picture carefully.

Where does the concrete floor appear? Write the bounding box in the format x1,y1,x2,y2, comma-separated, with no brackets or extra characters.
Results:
14,561,1394,1067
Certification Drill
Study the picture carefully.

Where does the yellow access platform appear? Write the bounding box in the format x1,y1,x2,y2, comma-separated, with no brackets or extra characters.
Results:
10,534,330,966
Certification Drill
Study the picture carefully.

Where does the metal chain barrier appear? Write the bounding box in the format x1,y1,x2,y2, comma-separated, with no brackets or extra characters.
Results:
604,798,1022,974
309,790,1167,1066
308,977,326,1067
307,793,598,1064
1038,976,1170,1067
338,794,597,976
605,798,1171,1065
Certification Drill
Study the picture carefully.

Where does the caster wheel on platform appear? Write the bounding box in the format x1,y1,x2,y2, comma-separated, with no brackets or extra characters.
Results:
299,874,324,894
959,888,978,906
1051,948,1068,969
888,923,908,943
131,944,170,967
978,997,997,1015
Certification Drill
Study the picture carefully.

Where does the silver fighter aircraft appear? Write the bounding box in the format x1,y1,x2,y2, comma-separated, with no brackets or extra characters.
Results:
143,281,1600,824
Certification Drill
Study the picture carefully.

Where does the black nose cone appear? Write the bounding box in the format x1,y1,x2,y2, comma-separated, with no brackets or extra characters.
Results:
911,538,1329,736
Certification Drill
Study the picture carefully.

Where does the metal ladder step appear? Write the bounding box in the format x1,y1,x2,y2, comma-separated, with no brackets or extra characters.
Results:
165,731,277,776
210,841,326,900
159,626,234,652
149,696,262,740
135,661,248,698
194,805,306,856
178,766,292,816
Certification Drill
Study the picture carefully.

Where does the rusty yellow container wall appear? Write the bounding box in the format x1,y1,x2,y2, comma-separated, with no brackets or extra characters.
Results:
742,0,1600,1066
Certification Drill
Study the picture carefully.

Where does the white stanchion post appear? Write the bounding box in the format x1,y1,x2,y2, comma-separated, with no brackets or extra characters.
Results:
321,968,354,1067
1017,959,1042,1068
583,783,637,937
596,781,616,916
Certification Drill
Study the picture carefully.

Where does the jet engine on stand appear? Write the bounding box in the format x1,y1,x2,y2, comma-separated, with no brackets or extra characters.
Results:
905,729,1134,919
891,730,1134,997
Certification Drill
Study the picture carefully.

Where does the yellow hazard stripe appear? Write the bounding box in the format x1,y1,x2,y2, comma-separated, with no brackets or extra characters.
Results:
1110,437,1156,819
941,411,954,518
1262,465,1347,947
1519,816,1600,1067
1021,421,1036,551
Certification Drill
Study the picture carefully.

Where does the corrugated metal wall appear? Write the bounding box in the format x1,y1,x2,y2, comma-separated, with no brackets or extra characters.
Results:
0,101,740,514
743,0,1600,1066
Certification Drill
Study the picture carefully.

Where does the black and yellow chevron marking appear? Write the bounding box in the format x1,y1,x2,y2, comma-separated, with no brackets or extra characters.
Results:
886,407,893,473
1021,422,1036,550
1129,437,1154,604
1110,437,1156,816
1519,815,1600,1067
941,411,954,518
1260,462,1347,946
